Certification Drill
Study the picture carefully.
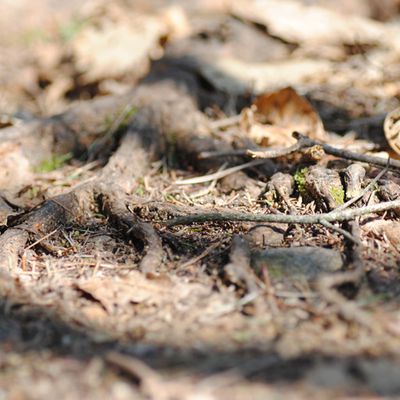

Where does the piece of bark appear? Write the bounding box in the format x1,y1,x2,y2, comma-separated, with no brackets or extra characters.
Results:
342,164,366,200
260,172,294,206
245,224,287,248
251,247,343,283
304,166,344,211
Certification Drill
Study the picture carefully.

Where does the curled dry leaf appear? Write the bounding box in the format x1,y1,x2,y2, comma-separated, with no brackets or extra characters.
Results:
384,107,400,155
243,87,326,147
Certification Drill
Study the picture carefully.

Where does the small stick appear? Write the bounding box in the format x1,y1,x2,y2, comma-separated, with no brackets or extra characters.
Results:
210,115,242,130
201,131,400,170
179,241,220,268
246,135,313,158
199,134,313,160
175,159,266,185
24,229,59,250
178,135,316,185
292,132,400,170
319,220,359,244
163,199,400,226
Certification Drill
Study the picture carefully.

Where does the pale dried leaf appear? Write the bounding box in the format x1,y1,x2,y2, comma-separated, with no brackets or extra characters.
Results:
72,14,166,81
244,87,326,147
362,220,400,250
0,142,33,192
384,107,400,155
199,57,331,94
231,0,389,46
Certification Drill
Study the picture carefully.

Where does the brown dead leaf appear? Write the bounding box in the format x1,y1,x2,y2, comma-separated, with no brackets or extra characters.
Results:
362,220,400,250
243,87,326,147
75,273,173,314
0,196,20,227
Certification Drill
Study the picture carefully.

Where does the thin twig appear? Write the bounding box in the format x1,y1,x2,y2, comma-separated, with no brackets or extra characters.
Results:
246,135,313,158
210,115,242,130
189,163,228,198
203,131,400,170
319,220,359,244
199,134,313,160
175,159,267,185
163,199,400,226
24,229,59,250
179,241,220,268
292,132,400,170
178,135,316,185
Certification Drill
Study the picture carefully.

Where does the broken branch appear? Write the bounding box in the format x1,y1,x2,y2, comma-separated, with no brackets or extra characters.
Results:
163,199,400,226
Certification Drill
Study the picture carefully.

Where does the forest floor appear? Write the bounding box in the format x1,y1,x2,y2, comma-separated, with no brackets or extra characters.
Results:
2,0,400,399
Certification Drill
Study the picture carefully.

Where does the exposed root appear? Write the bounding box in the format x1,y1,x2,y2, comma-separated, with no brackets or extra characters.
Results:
100,193,163,273
0,189,93,270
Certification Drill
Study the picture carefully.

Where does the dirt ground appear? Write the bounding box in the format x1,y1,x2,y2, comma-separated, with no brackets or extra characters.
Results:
2,0,400,399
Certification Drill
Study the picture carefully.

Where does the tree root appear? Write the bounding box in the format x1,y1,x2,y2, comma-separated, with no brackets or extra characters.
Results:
100,193,163,273
0,66,226,272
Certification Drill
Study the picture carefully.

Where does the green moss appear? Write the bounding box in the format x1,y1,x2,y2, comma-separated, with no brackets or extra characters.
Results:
35,153,73,173
294,167,308,195
330,185,345,205
135,185,145,197
267,265,286,279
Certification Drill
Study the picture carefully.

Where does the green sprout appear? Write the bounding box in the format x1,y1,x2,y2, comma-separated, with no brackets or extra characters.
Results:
59,17,89,42
294,167,308,196
35,153,73,173
103,105,137,132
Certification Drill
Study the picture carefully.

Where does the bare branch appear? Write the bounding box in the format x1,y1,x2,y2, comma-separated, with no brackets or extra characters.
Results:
163,199,400,226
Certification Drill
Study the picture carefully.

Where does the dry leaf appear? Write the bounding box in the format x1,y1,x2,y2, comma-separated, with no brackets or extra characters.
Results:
384,107,400,155
75,271,206,313
363,220,400,250
0,196,20,227
243,87,326,147
72,14,166,82
0,141,33,192
199,57,331,94
76,273,173,313
231,0,390,46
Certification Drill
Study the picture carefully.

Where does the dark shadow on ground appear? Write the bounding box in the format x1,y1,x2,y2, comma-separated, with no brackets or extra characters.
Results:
1,290,400,397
